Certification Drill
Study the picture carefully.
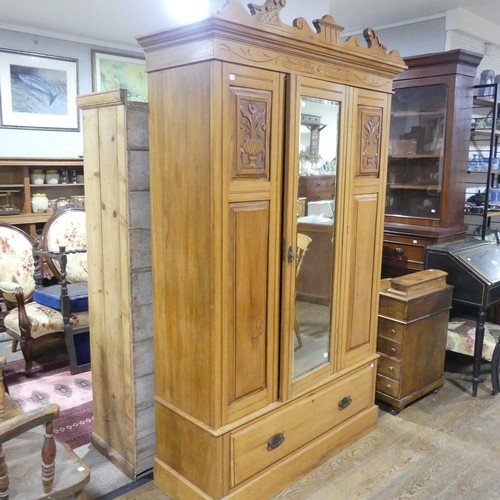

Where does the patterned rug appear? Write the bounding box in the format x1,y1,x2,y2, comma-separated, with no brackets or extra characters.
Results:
4,354,94,449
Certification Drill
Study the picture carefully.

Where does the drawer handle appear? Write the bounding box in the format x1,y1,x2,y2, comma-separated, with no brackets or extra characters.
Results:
386,384,392,390
394,247,404,256
388,366,394,372
338,395,352,410
390,329,396,335
391,347,396,354
267,433,285,450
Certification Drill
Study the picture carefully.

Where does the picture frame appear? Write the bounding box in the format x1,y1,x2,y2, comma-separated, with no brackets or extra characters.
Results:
92,50,147,102
0,49,79,130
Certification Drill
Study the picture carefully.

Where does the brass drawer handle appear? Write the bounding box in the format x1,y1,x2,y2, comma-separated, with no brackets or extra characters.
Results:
391,347,396,354
267,433,285,450
386,384,392,390
388,366,394,372
338,395,352,410
390,328,396,335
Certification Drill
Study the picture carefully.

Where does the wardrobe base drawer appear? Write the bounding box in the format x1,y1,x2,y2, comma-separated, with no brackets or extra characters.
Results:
230,364,375,486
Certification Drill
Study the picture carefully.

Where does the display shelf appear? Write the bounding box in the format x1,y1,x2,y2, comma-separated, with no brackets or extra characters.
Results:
29,183,84,188
387,184,439,190
392,110,446,117
465,83,500,239
389,153,441,159
0,213,51,224
0,157,84,236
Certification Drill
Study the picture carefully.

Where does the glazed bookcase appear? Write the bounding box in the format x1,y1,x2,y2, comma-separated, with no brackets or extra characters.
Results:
383,50,482,277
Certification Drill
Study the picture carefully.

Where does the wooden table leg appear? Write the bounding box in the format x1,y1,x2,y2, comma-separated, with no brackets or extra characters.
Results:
472,307,486,397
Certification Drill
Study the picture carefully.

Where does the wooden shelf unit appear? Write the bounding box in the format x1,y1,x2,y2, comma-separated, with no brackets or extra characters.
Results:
465,84,500,239
0,157,84,236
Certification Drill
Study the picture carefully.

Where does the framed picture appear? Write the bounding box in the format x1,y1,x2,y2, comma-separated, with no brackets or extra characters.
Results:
0,49,79,130
92,50,147,102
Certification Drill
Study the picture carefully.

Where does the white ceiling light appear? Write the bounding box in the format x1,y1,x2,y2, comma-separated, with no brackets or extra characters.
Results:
164,0,213,25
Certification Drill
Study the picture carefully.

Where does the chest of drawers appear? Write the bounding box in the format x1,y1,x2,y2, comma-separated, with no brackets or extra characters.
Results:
382,233,434,277
298,175,335,203
376,269,453,412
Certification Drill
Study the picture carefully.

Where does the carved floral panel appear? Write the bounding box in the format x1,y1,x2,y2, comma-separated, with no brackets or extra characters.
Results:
358,106,383,176
232,87,271,180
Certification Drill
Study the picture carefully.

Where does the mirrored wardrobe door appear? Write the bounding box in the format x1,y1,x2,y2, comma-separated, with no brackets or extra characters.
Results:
281,77,346,396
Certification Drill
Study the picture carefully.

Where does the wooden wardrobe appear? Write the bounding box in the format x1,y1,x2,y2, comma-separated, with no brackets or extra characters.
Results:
138,1,405,497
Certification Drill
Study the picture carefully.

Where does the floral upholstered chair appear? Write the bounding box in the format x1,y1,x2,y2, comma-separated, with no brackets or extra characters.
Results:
0,211,89,376
41,207,87,284
0,222,67,375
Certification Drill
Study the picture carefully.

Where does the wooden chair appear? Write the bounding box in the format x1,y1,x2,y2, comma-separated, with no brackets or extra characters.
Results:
37,208,89,374
0,356,90,498
294,233,312,349
0,215,89,376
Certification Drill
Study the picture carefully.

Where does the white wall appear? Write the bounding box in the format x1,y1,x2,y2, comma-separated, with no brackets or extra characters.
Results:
0,0,332,159
372,17,446,58
2,3,500,158
445,8,500,77
0,29,143,157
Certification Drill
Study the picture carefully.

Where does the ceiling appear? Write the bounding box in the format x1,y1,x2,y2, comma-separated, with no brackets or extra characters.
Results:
1,0,500,50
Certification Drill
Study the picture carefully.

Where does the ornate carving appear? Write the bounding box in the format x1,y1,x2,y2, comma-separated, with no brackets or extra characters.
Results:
236,94,270,178
218,43,392,91
363,28,388,55
248,0,286,26
359,108,382,176
313,15,344,45
281,56,316,74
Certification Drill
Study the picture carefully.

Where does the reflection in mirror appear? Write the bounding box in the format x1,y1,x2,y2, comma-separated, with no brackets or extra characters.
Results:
293,96,340,380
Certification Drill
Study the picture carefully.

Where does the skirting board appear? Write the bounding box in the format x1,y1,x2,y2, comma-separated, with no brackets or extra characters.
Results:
91,432,135,480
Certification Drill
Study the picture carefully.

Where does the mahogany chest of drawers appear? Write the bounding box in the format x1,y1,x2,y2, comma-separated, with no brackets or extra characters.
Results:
376,269,453,412
298,175,335,203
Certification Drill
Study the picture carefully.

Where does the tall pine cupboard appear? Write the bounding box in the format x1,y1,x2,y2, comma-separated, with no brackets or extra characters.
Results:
138,1,405,497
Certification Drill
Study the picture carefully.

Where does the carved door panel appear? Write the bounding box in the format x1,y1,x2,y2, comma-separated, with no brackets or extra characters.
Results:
339,88,391,369
221,63,284,423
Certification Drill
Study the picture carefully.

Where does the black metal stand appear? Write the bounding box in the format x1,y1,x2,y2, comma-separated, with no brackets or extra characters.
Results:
472,308,486,397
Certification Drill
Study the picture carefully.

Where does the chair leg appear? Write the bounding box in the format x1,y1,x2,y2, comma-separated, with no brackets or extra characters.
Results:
41,421,56,494
491,341,500,395
11,338,18,353
20,343,33,376
294,316,302,349
0,444,9,498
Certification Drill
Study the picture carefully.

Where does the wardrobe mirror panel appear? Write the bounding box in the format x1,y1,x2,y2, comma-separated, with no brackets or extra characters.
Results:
293,95,339,380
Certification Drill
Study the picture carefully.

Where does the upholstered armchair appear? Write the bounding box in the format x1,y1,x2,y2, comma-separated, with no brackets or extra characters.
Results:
0,208,89,376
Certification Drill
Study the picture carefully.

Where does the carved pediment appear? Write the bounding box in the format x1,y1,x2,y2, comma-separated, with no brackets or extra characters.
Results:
214,0,404,69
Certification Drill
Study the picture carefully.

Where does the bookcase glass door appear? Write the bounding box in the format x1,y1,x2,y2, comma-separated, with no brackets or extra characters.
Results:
386,84,447,220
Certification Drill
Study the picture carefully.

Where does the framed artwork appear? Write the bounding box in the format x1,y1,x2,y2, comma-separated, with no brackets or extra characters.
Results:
92,50,147,102
0,49,79,130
